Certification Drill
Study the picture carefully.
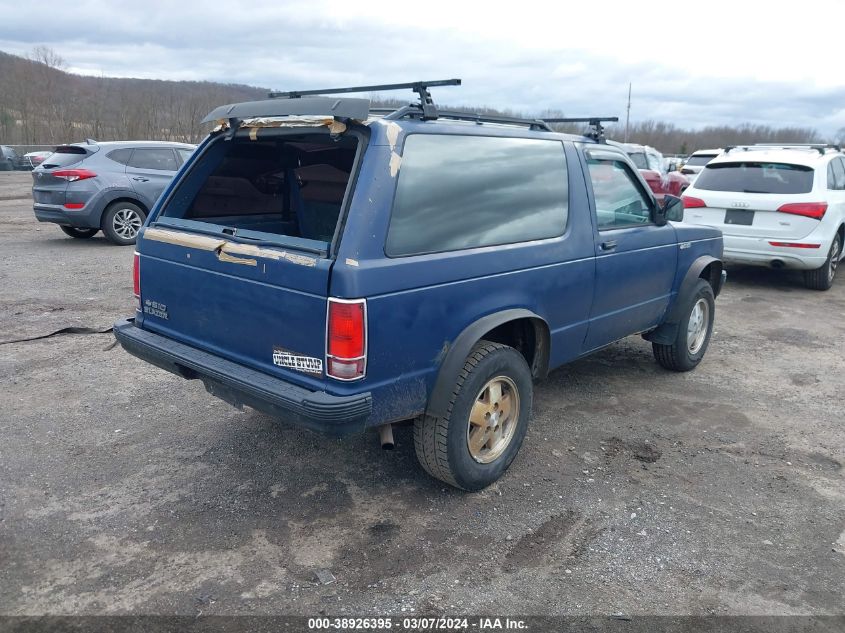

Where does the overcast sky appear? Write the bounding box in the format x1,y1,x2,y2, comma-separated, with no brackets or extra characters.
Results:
2,0,845,136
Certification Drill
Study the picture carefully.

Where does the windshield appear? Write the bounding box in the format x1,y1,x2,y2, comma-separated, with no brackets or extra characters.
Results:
627,151,648,169
694,162,815,194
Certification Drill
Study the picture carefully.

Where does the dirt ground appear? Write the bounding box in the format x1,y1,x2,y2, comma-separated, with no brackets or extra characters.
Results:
0,170,843,617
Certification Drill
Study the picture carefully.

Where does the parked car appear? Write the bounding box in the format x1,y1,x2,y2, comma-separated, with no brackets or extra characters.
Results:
114,84,725,490
0,145,19,171
15,150,52,171
681,143,845,290
610,142,690,200
680,149,722,184
32,140,195,245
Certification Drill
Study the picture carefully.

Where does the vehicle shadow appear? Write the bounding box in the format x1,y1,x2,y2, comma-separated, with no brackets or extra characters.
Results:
723,263,809,291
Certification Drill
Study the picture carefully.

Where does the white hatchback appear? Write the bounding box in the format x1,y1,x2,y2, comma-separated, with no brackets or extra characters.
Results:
681,144,845,290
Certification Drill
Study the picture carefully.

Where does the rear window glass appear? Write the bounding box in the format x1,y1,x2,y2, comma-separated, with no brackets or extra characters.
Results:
694,162,814,194
685,154,718,167
129,148,178,171
386,135,569,257
161,133,358,244
41,146,88,169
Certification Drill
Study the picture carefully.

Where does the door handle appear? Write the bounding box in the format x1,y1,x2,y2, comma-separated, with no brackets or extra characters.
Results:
132,176,150,182
600,240,618,251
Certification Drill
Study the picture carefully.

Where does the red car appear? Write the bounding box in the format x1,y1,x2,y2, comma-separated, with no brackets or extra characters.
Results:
611,142,690,201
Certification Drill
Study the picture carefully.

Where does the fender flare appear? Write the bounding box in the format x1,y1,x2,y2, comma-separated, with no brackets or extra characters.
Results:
644,255,722,345
425,309,549,420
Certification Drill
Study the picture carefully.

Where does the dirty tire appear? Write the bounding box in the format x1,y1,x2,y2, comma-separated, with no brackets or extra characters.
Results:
102,201,145,246
413,341,532,491
653,279,715,372
803,232,841,291
60,226,99,239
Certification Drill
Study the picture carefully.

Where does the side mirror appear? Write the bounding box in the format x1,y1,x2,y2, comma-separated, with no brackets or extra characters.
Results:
663,194,684,222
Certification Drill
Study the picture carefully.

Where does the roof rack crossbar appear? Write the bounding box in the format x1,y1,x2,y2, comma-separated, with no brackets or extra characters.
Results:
269,79,461,121
543,117,619,142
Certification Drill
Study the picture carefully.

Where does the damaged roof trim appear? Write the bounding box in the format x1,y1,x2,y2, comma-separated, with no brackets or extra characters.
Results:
211,116,349,136
201,97,369,124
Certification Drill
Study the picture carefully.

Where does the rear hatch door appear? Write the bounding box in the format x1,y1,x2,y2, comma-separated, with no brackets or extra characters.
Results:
32,145,94,206
137,116,365,389
685,161,820,240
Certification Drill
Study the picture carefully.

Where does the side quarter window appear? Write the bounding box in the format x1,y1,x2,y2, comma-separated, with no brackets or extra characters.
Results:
587,158,653,229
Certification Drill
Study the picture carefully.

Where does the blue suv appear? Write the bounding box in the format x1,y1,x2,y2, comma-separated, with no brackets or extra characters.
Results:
114,80,725,490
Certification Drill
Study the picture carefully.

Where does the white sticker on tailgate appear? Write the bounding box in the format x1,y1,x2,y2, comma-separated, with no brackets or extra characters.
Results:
272,347,323,376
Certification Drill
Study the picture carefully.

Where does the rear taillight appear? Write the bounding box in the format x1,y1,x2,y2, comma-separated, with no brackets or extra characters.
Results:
132,252,140,305
52,168,97,182
327,298,366,381
777,202,827,219
682,195,707,208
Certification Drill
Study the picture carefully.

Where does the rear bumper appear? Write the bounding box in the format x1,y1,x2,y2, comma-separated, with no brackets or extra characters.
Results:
113,318,372,436
34,203,104,229
722,234,828,270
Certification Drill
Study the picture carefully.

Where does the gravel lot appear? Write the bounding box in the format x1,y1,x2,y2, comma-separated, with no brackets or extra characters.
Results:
0,170,843,617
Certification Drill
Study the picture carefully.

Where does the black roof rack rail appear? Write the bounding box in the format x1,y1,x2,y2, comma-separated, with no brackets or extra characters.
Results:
724,143,841,155
373,106,551,131
269,79,461,121
543,117,619,142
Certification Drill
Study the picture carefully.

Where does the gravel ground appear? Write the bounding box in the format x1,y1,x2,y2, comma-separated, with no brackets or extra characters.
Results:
0,171,843,617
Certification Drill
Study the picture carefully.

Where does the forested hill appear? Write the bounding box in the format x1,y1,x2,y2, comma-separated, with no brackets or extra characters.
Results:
0,48,822,153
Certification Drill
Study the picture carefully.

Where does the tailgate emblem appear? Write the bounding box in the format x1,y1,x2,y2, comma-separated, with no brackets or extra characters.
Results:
731,201,750,208
272,347,323,376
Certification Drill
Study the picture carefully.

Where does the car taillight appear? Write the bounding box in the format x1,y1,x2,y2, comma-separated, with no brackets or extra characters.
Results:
133,252,140,305
682,195,707,208
327,298,366,380
768,242,821,248
777,202,827,219
52,168,97,182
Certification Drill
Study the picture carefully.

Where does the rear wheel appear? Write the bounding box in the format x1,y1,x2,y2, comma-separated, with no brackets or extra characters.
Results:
102,201,145,245
60,226,99,239
653,279,715,372
414,341,532,491
803,233,841,291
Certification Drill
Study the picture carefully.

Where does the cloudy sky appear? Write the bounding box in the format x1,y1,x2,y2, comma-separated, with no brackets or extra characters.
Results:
2,0,845,135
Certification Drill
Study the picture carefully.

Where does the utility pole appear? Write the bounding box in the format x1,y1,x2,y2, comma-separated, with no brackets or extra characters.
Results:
625,83,631,143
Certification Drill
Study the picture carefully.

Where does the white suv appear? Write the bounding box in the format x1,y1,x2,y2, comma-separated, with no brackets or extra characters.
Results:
681,144,845,290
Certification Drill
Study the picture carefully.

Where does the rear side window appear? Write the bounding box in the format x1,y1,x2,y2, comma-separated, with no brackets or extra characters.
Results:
627,151,648,169
176,148,194,164
695,162,814,194
686,154,717,167
829,158,845,190
129,148,178,171
107,148,133,165
41,146,88,169
386,135,569,256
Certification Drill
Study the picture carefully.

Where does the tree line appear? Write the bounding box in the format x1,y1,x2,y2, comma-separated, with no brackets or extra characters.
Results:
1,47,840,156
